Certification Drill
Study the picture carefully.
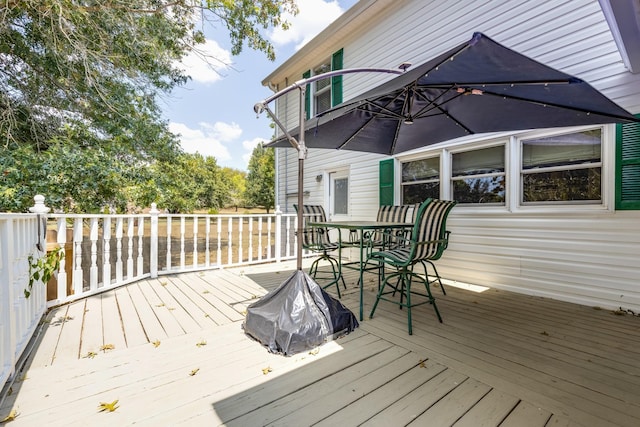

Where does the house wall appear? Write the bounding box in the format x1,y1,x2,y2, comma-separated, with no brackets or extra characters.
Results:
270,0,640,311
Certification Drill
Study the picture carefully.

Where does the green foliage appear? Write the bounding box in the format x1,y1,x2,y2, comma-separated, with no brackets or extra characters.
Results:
244,144,275,213
0,0,296,212
145,152,231,213
25,247,64,298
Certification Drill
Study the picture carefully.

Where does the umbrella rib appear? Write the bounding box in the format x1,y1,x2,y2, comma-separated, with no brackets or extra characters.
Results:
479,89,639,122
337,90,407,152
411,85,476,134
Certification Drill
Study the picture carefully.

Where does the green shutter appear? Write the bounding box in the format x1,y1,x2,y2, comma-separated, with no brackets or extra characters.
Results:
302,69,311,120
379,158,394,206
331,48,343,106
616,115,640,210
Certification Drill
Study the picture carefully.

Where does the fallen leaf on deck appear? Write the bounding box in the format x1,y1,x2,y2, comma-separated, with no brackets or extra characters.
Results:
100,344,115,352
540,331,549,336
152,340,161,348
98,400,119,413
202,290,210,294
1,409,19,422
84,351,98,359
155,303,165,307
262,367,272,375
308,348,320,356
418,359,426,368
196,340,207,347
189,368,200,376
160,281,168,286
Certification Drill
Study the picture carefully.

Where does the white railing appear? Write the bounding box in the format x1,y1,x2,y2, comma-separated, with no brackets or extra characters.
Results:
0,202,48,390
46,204,298,306
1,197,299,390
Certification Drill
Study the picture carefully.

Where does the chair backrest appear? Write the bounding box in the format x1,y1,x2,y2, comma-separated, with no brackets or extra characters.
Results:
411,199,457,261
294,204,331,248
376,204,410,223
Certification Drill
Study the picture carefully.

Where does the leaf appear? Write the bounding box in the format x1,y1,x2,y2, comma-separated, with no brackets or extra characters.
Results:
418,359,427,368
84,351,98,359
308,348,320,356
1,409,19,422
152,340,161,348
196,340,207,347
98,400,119,413
262,366,272,375
100,344,115,352
189,368,200,376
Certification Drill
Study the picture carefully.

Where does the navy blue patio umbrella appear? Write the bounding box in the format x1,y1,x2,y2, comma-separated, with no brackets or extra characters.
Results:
267,32,638,155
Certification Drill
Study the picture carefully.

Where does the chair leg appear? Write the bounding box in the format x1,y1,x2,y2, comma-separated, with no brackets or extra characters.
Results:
309,253,344,298
421,260,446,295
370,266,442,334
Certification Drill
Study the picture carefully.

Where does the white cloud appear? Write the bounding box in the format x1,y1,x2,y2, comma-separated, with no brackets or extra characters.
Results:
269,0,345,50
178,39,233,84
169,121,242,162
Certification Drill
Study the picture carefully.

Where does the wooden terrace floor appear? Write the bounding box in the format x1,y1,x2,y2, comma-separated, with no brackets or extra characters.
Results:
1,260,640,426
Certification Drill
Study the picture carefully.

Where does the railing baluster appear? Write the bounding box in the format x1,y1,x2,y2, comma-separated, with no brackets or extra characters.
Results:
257,217,263,261
56,218,68,300
180,216,186,269
73,218,84,295
127,217,134,280
89,217,99,291
248,217,254,263
267,216,273,260
227,217,233,265
216,217,222,267
103,217,111,286
137,217,144,276
193,215,198,269
238,217,243,264
205,216,211,268
166,216,172,271
116,217,123,284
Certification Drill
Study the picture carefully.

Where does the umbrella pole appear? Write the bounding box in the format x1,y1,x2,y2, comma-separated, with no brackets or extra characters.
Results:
296,86,307,271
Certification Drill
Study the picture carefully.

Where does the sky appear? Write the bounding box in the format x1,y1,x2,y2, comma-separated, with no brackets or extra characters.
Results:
161,0,359,171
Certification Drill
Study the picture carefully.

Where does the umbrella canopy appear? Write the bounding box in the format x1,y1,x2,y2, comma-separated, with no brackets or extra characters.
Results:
267,32,639,155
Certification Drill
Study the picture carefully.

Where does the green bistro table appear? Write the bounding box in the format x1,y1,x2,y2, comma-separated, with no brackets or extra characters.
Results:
309,220,413,321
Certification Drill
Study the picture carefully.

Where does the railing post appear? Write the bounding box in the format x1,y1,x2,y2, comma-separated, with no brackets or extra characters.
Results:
275,205,282,263
149,203,159,279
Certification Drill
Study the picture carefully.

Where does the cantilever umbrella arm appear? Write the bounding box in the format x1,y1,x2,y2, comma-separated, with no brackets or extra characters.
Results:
254,67,406,270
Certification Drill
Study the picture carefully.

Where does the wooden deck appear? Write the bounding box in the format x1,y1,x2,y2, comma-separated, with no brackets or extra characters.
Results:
2,260,640,426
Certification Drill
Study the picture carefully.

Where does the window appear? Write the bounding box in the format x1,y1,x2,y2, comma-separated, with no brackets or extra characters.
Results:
303,48,343,119
401,157,440,203
521,129,602,204
452,145,505,204
313,61,332,115
330,171,349,216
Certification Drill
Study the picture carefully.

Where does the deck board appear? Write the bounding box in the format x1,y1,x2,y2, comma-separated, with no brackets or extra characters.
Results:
2,262,640,426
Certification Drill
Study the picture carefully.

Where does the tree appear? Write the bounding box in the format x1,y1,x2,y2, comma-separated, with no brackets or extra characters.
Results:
221,167,247,211
244,144,275,213
138,153,229,213
0,0,297,212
